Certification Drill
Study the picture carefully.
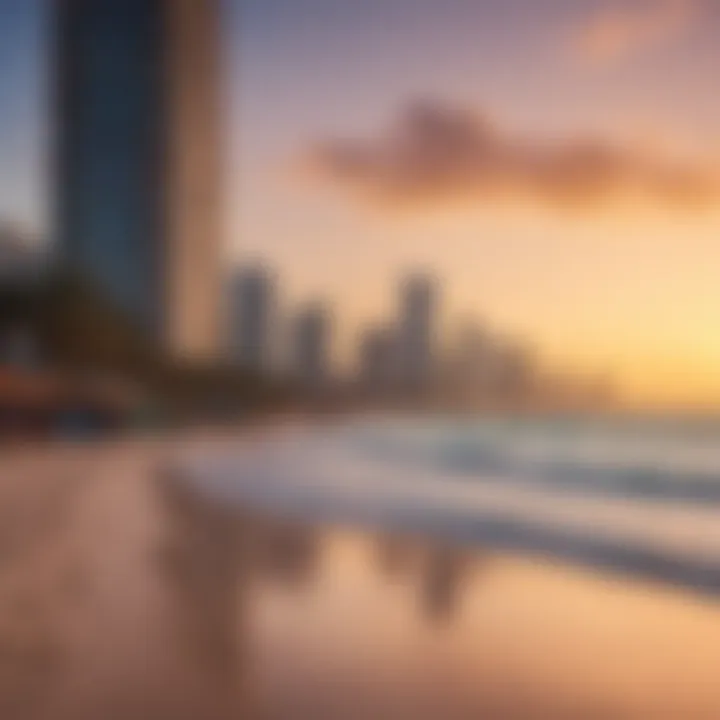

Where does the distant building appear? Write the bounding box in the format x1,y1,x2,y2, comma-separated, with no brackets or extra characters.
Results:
442,321,494,401
358,325,398,392
397,274,437,391
0,224,45,285
55,0,223,359
291,303,332,388
492,339,537,399
227,266,275,372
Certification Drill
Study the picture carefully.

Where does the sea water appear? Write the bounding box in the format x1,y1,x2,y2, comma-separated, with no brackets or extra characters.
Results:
181,415,720,594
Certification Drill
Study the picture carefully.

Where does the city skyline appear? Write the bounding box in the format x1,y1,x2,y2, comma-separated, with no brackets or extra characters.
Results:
223,261,614,412
4,0,720,405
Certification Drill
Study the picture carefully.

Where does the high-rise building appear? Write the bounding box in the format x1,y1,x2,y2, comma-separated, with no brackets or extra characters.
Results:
358,325,398,392
55,0,223,359
492,339,536,399
291,303,332,388
227,266,275,372
397,273,437,391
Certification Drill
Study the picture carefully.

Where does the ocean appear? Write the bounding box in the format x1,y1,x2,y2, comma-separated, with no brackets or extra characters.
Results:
181,415,720,595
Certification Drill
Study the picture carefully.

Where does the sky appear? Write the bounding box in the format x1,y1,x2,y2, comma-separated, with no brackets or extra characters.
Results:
0,0,46,240
3,0,720,406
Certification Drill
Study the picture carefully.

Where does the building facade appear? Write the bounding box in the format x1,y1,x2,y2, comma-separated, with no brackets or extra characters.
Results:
228,266,275,372
397,274,437,391
55,0,223,359
291,303,332,389
358,325,398,393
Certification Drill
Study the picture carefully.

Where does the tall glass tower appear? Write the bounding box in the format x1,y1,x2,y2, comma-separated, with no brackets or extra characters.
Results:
55,0,223,359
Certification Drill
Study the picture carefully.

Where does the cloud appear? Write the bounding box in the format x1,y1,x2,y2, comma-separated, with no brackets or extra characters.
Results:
569,0,700,66
301,100,720,213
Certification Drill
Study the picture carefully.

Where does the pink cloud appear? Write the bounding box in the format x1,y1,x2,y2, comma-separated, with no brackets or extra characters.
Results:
569,0,700,66
301,100,720,213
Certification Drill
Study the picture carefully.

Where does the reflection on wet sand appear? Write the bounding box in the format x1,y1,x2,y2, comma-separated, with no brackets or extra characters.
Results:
159,472,245,684
375,535,423,580
162,469,720,718
5,442,720,718
375,536,472,624
420,547,471,623
250,519,320,590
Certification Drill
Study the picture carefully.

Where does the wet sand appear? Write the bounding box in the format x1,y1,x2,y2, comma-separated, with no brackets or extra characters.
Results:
2,438,720,718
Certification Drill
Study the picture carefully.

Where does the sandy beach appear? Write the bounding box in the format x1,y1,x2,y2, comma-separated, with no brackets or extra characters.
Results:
2,436,720,719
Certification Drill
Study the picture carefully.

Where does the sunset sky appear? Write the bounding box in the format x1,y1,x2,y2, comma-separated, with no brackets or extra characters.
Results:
3,0,720,406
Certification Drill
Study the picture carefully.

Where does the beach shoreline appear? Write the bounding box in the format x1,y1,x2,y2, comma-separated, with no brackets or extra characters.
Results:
2,435,720,718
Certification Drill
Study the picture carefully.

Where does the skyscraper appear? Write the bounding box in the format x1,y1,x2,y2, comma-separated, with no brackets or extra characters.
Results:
291,303,332,389
55,0,223,359
358,325,398,393
228,266,275,372
397,273,437,391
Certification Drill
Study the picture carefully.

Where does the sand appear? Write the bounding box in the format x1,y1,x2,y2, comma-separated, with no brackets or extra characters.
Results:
1,435,720,719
